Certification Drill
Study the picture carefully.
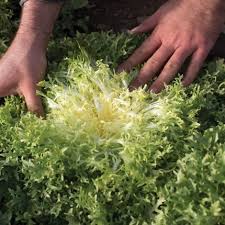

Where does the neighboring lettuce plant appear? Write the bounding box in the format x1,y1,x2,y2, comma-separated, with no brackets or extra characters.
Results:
0,0,18,52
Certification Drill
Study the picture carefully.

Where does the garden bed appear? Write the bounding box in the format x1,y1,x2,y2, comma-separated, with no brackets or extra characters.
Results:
1,1,225,225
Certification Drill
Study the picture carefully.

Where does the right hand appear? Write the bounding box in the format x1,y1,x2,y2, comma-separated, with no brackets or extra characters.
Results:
0,34,47,116
118,0,225,93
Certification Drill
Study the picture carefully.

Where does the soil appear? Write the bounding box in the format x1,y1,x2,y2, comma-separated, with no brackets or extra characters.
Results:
88,0,167,32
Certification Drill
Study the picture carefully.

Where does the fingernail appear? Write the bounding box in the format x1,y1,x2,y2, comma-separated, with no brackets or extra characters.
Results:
128,79,142,91
128,85,136,92
150,87,158,94
126,29,133,35
116,65,124,73
130,27,139,34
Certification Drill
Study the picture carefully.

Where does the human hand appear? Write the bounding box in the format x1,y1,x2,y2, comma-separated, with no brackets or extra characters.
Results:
0,34,47,116
0,0,62,116
118,0,225,93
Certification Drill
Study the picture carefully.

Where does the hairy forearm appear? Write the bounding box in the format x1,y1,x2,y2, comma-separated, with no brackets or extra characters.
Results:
205,0,225,15
20,0,64,7
16,0,62,50
190,0,225,18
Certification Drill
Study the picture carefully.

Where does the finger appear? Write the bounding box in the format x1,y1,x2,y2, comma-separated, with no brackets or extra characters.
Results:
150,47,194,93
129,45,175,90
117,35,161,73
130,12,160,34
21,82,44,117
182,49,209,87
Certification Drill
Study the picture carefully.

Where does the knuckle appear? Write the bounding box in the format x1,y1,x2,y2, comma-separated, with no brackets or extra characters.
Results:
142,58,161,75
183,77,194,87
151,82,163,93
182,79,190,87
153,79,164,88
164,61,179,71
126,58,134,67
123,58,134,70
197,48,209,59
139,69,149,79
149,57,161,67
135,47,147,57
162,43,175,52
199,43,209,52
180,44,192,53
134,76,146,85
197,37,212,50
139,70,152,82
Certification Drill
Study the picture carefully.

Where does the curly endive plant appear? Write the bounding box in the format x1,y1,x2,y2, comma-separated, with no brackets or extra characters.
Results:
1,31,225,225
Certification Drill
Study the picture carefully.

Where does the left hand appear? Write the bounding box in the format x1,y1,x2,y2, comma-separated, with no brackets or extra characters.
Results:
118,0,225,93
0,34,47,117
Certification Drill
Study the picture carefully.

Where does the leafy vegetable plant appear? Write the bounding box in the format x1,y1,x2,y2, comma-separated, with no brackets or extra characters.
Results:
1,4,225,225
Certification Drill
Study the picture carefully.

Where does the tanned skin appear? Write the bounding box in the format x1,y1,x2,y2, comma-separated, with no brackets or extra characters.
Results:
118,0,225,93
1,0,225,115
0,0,62,116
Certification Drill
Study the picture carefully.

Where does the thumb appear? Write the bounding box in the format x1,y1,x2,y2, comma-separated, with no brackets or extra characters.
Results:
130,13,159,34
21,82,44,117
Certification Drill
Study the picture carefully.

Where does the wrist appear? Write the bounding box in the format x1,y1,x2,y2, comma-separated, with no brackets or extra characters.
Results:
13,30,49,53
189,0,225,16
